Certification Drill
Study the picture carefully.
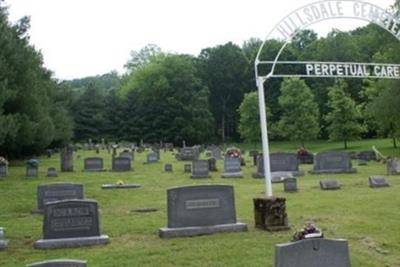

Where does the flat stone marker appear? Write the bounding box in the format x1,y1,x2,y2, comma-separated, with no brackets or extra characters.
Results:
310,152,356,174
274,238,351,267
222,157,243,178
271,172,294,183
145,152,158,164
26,259,87,267
36,183,84,213
159,185,247,238
83,157,105,172
47,167,58,177
101,184,141,189
369,176,389,188
111,157,131,172
191,160,211,178
284,177,297,192
0,227,9,250
270,152,304,176
164,164,173,172
320,180,341,190
184,164,191,173
34,199,110,249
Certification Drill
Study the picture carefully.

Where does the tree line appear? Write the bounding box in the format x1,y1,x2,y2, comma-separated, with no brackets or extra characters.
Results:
0,0,399,158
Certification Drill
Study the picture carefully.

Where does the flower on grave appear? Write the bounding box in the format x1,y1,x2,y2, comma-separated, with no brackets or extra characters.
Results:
26,159,39,167
0,157,8,165
225,147,241,158
292,223,323,241
116,179,125,185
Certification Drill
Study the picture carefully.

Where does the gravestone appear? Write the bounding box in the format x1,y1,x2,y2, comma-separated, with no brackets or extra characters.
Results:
112,157,131,172
222,157,243,178
83,157,105,172
252,155,264,178
164,164,173,172
369,176,389,188
274,238,351,267
146,152,158,164
119,151,134,161
284,177,297,192
271,172,294,183
47,168,58,177
211,147,222,160
358,150,376,161
0,227,8,250
386,158,400,175
0,164,8,177
159,185,247,238
26,259,87,267
36,183,84,213
270,153,304,176
310,152,356,174
208,158,218,172
297,152,314,164
177,147,197,161
184,164,191,173
34,199,109,249
320,180,341,190
60,146,74,172
26,161,39,177
191,160,211,178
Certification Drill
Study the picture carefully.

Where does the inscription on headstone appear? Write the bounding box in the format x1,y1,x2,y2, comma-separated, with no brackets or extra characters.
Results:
26,259,87,267
60,146,74,172
191,160,211,178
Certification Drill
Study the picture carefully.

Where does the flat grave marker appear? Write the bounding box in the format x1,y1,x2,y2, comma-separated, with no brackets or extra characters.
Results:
369,176,389,188
320,179,341,190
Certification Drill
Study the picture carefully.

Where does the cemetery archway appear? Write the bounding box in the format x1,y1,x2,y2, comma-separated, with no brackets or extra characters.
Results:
255,0,400,197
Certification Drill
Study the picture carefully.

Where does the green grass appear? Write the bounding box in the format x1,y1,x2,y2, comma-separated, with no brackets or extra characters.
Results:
1,138,400,266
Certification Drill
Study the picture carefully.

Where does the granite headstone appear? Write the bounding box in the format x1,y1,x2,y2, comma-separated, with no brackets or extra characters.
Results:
310,152,356,174
191,160,211,178
221,157,243,178
83,157,105,172
36,183,84,213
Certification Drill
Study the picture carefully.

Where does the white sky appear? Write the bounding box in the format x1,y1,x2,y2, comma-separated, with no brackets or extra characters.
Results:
4,0,395,80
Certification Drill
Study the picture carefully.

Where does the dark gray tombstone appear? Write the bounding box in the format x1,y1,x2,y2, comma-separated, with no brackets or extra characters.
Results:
0,164,8,177
26,259,87,267
386,158,400,175
164,164,173,172
184,164,191,173
222,157,243,178
159,185,247,238
191,160,211,178
177,147,197,161
47,167,58,177
284,177,297,192
252,155,264,178
0,227,8,250
111,157,131,172
274,238,351,267
146,152,158,164
270,153,304,176
208,158,218,172
298,152,314,164
358,150,376,161
83,157,105,172
320,180,341,190
26,166,39,177
101,183,141,189
369,176,389,188
34,199,109,249
36,183,84,213
60,146,74,172
310,152,356,174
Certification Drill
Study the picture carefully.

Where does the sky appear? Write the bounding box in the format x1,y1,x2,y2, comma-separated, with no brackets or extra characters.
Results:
4,0,395,80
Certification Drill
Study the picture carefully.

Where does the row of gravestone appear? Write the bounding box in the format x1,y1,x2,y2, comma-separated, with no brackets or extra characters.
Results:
1,183,351,266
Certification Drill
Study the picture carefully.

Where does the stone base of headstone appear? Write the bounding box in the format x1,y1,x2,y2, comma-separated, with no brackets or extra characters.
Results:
309,168,357,174
26,259,87,267
82,169,106,172
159,223,248,238
101,184,141,189
274,238,351,267
34,235,110,249
0,240,8,250
221,172,243,178
253,197,290,232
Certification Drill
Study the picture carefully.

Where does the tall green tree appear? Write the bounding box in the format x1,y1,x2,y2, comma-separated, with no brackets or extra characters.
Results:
238,92,261,144
325,80,365,149
277,78,320,146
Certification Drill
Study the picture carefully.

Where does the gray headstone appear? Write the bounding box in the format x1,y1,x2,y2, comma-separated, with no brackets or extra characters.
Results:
37,183,84,212
275,238,351,267
222,158,243,178
270,153,304,176
0,164,8,177
146,152,158,164
369,176,389,188
386,158,400,175
184,164,191,173
112,157,131,172
0,227,9,250
83,157,105,172
252,155,264,178
60,146,74,172
159,185,247,238
208,158,218,172
271,172,294,183
26,259,87,267
164,164,173,172
284,177,297,192
320,180,341,190
119,151,134,161
47,167,58,177
358,150,376,161
26,166,39,177
310,152,356,174
191,160,210,178
34,199,109,249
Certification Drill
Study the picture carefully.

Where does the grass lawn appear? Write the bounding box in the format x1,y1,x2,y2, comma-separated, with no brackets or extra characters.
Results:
0,138,399,266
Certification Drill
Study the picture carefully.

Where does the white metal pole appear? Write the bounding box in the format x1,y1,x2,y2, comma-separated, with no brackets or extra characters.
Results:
257,76,273,198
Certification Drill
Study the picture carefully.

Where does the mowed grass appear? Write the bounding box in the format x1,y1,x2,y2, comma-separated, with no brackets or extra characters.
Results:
0,138,400,267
